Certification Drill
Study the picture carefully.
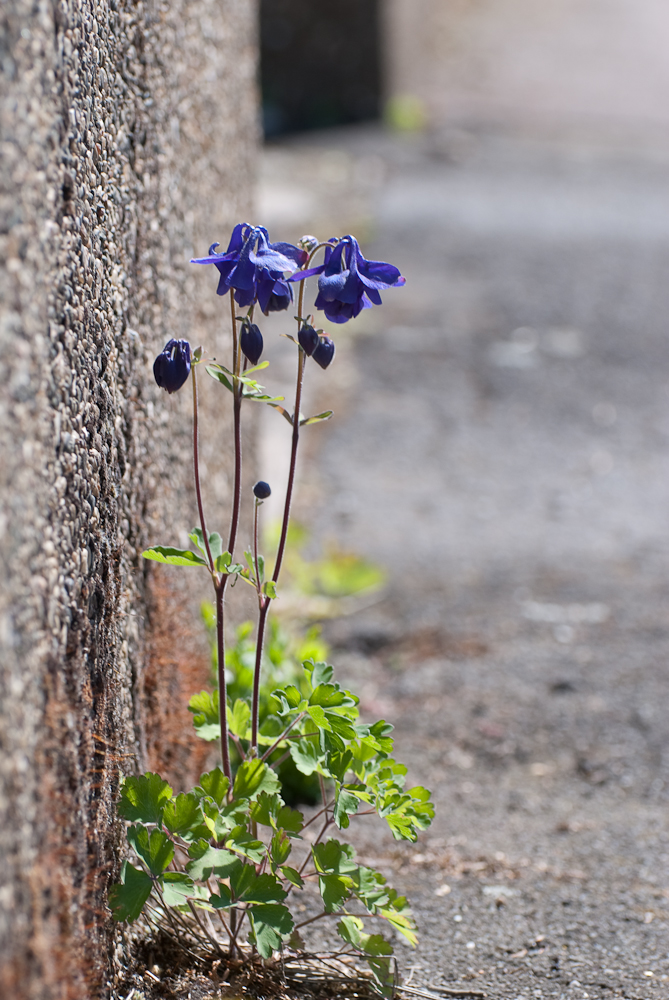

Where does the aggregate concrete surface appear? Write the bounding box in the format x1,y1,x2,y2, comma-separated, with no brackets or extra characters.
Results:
258,124,669,999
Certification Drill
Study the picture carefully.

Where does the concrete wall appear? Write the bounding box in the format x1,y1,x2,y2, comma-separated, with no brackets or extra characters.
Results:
0,0,257,996
383,0,669,137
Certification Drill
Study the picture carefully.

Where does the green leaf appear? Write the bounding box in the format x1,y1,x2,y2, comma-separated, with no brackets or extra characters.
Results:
300,410,333,426
262,580,277,599
248,903,294,959
318,873,352,912
162,792,204,839
160,872,196,907
186,841,240,881
333,788,360,829
127,825,174,876
280,866,304,889
304,660,334,688
270,829,291,866
289,737,323,776
250,793,303,836
309,683,355,708
109,861,153,922
188,690,221,741
382,907,417,946
118,773,173,825
195,767,229,807
215,550,238,573
224,825,265,863
275,803,304,835
206,365,234,392
337,914,363,948
210,883,233,909
227,699,251,739
326,750,353,783
272,684,303,714
241,360,269,376
142,546,207,568
189,528,224,564
362,933,394,957
312,839,357,875
230,865,287,904
233,759,281,800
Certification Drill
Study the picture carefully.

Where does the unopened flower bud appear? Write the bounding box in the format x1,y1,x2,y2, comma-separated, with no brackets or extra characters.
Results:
253,481,271,499
240,323,263,365
298,235,319,253
153,338,192,393
298,324,319,356
312,335,335,370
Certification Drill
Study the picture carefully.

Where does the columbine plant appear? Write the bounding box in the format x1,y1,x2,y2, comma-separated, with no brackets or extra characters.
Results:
110,223,432,995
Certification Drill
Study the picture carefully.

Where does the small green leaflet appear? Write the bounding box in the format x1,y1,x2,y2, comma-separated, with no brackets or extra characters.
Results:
299,410,333,427
230,865,287,904
186,841,240,881
188,689,221,741
189,528,224,563
333,787,360,829
280,866,304,888
118,773,173,825
109,861,153,922
142,546,207,568
227,699,251,739
224,825,265,863
289,737,323,776
161,873,196,907
162,792,204,839
127,825,174,876
233,759,281,800
304,659,334,688
248,903,294,959
195,767,229,806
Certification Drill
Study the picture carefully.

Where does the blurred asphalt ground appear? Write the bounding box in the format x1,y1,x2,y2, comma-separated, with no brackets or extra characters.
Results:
257,124,669,999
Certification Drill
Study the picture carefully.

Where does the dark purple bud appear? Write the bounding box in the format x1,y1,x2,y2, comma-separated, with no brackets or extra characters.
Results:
312,335,335,370
298,324,319,356
240,323,263,365
153,338,192,393
253,481,272,499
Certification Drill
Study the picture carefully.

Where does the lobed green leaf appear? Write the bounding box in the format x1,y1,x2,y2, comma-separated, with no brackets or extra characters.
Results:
109,861,153,923
127,825,174,876
142,546,207,568
118,773,173,825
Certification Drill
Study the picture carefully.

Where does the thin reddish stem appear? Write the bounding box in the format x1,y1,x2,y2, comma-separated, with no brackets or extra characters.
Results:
192,366,215,574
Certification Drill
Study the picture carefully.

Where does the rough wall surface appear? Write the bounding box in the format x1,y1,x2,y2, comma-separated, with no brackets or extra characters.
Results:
0,0,257,996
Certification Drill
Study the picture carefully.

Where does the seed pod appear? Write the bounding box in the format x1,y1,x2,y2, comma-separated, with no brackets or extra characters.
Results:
253,481,271,499
298,324,319,356
240,323,263,365
153,338,192,393
312,335,335,370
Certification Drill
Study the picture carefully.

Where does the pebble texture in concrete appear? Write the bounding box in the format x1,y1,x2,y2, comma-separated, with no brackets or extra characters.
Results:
0,1,257,996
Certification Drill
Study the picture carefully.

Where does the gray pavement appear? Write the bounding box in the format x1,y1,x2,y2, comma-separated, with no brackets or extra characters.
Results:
258,124,669,999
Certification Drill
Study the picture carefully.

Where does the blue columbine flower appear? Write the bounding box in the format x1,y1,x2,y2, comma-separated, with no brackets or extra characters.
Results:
191,224,307,313
291,235,405,324
153,338,191,393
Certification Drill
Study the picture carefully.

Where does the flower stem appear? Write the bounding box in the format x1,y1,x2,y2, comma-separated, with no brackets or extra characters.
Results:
192,366,215,574
216,580,232,781
250,346,306,751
